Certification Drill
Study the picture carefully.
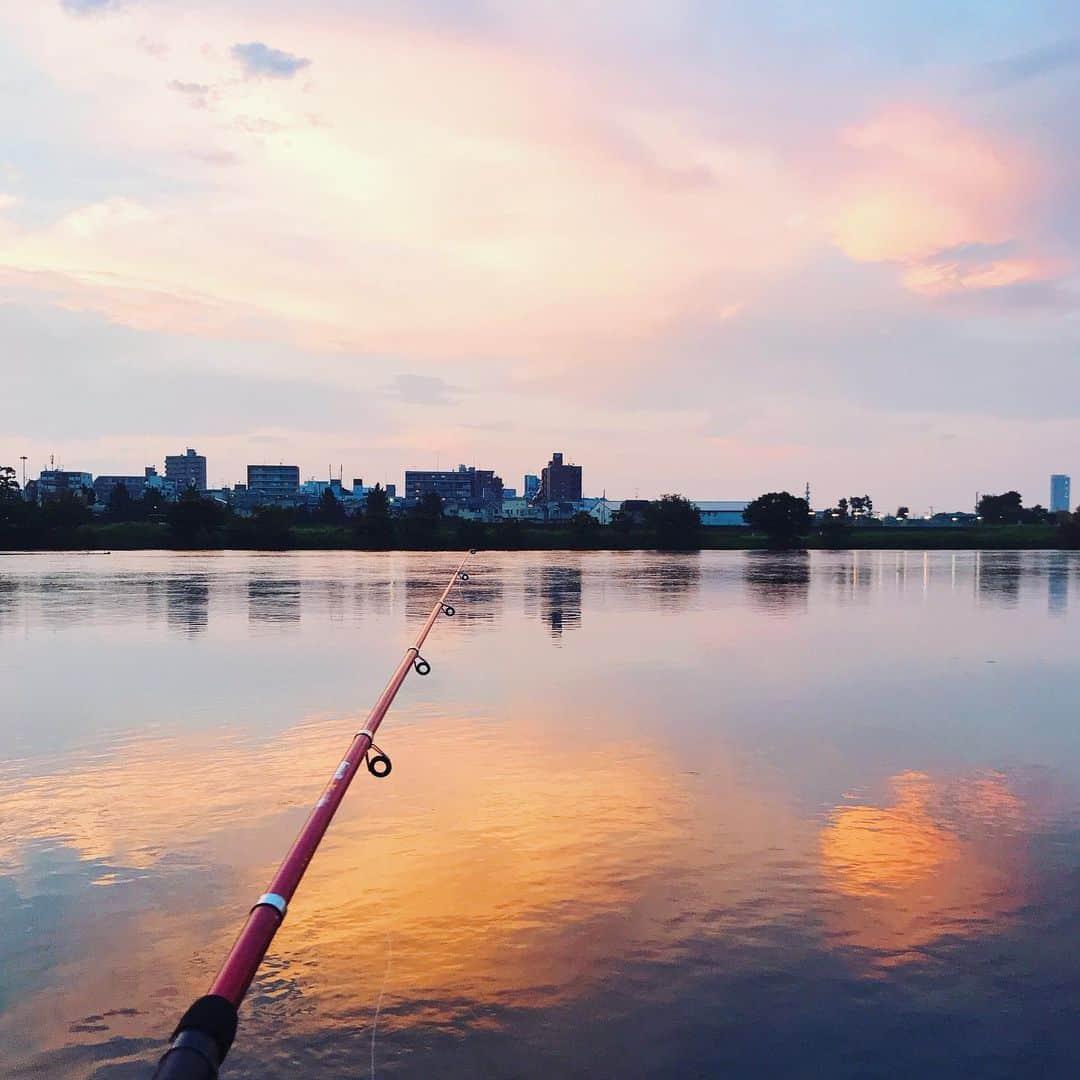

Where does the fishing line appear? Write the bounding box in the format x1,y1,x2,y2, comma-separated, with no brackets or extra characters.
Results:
370,933,392,1080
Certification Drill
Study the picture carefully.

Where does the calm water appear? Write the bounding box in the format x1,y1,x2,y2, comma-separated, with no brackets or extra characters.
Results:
1,550,1078,1078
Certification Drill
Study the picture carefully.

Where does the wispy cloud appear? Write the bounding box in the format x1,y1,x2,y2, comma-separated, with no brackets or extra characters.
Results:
385,374,463,406
232,41,311,79
60,0,128,15
168,79,211,108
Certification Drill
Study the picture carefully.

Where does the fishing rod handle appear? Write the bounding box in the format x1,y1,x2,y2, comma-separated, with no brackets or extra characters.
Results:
152,994,238,1079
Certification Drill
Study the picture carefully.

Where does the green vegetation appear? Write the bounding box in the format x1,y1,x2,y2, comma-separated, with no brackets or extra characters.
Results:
742,492,811,547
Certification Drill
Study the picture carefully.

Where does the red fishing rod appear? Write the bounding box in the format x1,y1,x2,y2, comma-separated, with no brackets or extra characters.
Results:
153,552,476,1079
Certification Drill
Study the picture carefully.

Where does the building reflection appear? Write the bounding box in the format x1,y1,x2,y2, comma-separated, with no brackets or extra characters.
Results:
526,564,582,637
404,561,505,626
976,551,1022,607
831,550,874,597
0,574,16,626
742,551,809,614
820,770,1026,966
248,576,302,625
165,575,209,635
1047,554,1069,616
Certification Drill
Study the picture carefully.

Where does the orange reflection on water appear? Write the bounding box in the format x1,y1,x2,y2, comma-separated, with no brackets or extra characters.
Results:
0,708,690,1063
820,770,1026,966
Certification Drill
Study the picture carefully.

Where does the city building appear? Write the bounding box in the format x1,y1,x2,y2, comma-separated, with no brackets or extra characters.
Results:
499,497,544,521
35,470,93,503
92,466,176,505
502,487,518,500
165,448,207,493
94,473,147,504
405,465,503,508
537,452,581,504
1051,474,1071,513
247,464,301,499
694,500,752,527
523,474,540,501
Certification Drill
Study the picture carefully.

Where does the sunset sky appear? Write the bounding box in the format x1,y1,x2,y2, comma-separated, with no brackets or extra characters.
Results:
1,1,1078,511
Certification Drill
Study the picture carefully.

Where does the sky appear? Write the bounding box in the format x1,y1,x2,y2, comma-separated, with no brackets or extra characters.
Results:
1,1,1078,512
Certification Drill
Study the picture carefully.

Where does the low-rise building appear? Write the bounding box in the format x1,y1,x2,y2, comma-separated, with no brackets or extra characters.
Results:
694,500,752,527
35,470,93,503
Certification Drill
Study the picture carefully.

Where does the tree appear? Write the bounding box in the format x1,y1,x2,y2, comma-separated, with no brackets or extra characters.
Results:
41,491,92,531
415,491,444,522
106,482,141,521
742,492,811,547
644,494,701,550
849,494,873,518
569,510,600,547
141,487,166,520
977,491,1023,524
249,506,296,548
492,518,524,549
453,516,487,550
365,483,389,519
0,465,33,532
402,491,444,547
0,465,19,502
315,486,346,524
166,488,228,546
1059,510,1080,549
896,506,910,520
610,507,634,536
355,483,393,549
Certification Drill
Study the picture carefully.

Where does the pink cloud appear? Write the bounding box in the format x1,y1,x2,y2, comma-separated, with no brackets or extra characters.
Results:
831,106,1060,295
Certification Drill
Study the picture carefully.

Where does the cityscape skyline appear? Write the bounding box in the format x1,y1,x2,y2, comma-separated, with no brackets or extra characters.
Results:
7,441,1074,518
2,4,1080,513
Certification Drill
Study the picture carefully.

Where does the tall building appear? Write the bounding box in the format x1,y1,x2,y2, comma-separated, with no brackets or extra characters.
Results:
404,464,503,505
538,452,581,503
1051,474,1071,513
524,474,540,501
247,464,301,499
165,448,207,493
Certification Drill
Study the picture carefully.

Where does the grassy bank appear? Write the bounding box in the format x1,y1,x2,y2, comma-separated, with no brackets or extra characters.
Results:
0,521,1066,552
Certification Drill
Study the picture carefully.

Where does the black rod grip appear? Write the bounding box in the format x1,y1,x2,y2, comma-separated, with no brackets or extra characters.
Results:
152,995,238,1079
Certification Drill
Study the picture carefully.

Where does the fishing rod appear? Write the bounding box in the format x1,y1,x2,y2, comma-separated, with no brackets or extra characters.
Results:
152,552,476,1079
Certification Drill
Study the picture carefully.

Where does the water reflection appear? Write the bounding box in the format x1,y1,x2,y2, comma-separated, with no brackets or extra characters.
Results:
248,575,302,625
526,564,582,638
0,551,1078,1078
166,575,209,635
976,550,1022,607
743,551,809,613
830,550,874,598
820,771,1026,967
1047,553,1069,616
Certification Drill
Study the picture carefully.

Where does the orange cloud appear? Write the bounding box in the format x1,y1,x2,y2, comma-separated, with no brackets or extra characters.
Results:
820,770,1027,965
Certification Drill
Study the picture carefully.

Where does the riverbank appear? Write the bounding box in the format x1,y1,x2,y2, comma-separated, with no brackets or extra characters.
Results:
0,521,1069,551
